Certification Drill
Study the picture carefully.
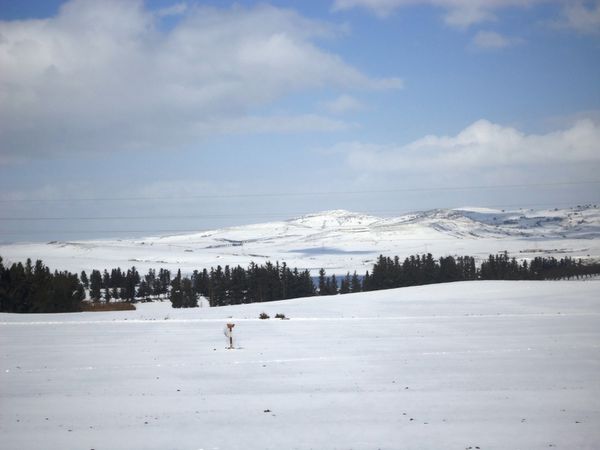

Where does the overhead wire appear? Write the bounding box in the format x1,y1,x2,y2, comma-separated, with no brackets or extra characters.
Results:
0,180,598,203
0,200,597,223
0,179,597,237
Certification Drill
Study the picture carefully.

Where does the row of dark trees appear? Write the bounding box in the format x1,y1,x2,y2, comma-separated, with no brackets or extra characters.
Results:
358,254,477,291
173,262,315,307
0,257,84,313
83,267,172,302
325,252,599,294
480,252,600,281
1,252,599,313
170,253,600,306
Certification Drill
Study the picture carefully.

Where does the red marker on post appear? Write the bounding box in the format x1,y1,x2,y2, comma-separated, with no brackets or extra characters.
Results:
225,323,235,349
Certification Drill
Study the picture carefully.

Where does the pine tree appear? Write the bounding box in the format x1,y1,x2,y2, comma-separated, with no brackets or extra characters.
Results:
340,272,351,294
181,277,197,308
89,270,102,302
80,270,89,289
330,274,338,295
318,268,327,295
362,271,371,291
137,280,150,300
350,271,361,293
170,269,183,308
102,270,110,289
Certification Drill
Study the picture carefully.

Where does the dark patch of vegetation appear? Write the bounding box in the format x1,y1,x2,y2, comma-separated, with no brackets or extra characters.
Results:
80,302,136,312
0,257,83,313
1,251,599,313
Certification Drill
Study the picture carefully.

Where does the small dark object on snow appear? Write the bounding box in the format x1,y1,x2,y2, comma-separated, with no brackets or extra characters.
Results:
275,313,286,319
263,409,271,413
259,312,270,319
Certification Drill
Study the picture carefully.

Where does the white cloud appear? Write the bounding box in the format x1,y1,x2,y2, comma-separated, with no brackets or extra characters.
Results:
338,119,600,173
557,1,600,34
0,0,400,162
472,30,523,49
332,0,548,27
321,94,365,114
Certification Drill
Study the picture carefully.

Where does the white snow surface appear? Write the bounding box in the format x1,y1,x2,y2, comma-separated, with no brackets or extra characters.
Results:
1,280,599,449
1,206,599,275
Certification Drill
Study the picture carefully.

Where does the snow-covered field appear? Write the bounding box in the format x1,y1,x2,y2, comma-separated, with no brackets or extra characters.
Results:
1,206,599,276
2,280,599,449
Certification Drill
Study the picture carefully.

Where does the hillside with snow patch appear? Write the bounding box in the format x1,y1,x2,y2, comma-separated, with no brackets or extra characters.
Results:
1,205,599,274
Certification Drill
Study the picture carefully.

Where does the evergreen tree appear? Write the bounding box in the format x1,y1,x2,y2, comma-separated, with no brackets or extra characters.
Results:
80,270,89,289
89,270,102,302
181,277,197,308
137,280,150,300
350,271,361,293
318,268,327,295
170,269,183,308
123,268,137,301
330,274,338,295
102,270,110,289
340,272,351,294
145,269,156,296
362,271,371,291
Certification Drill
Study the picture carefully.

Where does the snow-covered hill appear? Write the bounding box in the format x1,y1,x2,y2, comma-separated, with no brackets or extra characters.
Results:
1,205,599,275
2,280,599,449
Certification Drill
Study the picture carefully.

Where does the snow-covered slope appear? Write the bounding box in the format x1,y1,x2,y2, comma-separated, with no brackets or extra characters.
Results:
1,205,599,275
1,280,599,449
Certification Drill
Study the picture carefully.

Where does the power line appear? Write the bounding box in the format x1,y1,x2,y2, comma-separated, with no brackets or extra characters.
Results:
0,229,526,240
0,201,597,239
0,180,598,203
0,200,597,222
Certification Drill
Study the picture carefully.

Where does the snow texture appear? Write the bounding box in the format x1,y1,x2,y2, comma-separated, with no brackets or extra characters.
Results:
1,280,599,449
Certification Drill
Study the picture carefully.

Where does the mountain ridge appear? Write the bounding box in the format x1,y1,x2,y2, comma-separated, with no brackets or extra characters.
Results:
1,205,599,275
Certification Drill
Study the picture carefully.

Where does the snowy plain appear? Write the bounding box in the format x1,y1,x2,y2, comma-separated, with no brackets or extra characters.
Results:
1,280,599,449
1,206,599,276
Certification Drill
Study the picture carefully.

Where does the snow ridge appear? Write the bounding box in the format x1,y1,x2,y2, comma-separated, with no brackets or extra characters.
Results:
0,205,599,275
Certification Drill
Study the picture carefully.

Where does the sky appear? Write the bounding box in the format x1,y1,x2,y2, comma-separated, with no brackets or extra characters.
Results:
0,0,599,242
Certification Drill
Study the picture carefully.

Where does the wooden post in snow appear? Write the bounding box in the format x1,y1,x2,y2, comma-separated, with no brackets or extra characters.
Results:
226,323,235,349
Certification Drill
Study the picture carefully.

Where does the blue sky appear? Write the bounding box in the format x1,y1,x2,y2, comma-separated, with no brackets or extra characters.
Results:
0,0,599,241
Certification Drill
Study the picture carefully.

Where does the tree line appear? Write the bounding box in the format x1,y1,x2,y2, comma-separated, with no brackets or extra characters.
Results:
1,252,599,313
0,257,84,313
346,252,600,293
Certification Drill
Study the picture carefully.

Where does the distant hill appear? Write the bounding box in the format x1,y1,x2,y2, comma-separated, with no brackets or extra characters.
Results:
1,205,599,275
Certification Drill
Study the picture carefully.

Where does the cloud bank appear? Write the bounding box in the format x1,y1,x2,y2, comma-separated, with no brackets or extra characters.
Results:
0,0,401,163
333,0,600,33
558,1,600,35
332,0,547,27
339,119,600,173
